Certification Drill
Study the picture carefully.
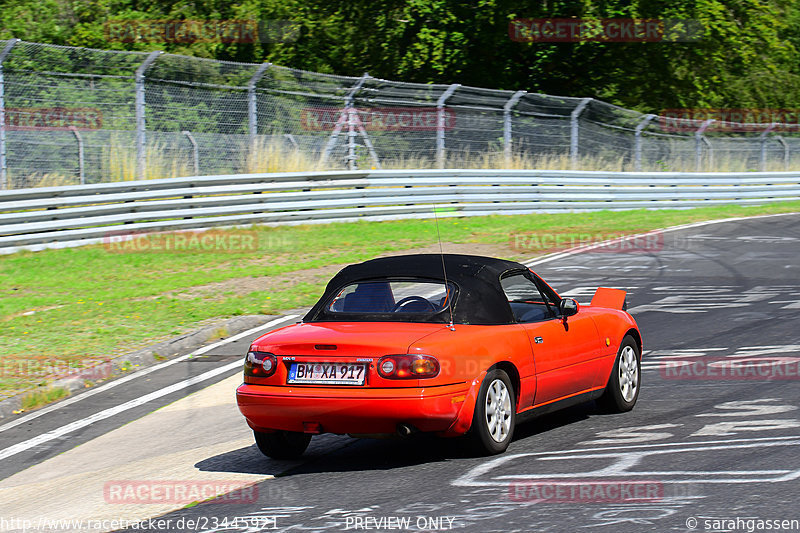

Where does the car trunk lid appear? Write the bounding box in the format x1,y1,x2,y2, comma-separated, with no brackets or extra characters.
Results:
251,321,446,357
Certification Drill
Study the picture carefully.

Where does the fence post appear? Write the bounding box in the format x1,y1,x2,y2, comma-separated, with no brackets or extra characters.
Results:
570,98,591,168
346,74,369,170
135,51,162,181
503,90,526,166
759,123,777,171
68,126,85,185
248,63,271,153
182,131,199,175
321,74,368,169
436,84,460,169
284,133,299,149
0,39,20,190
634,114,656,171
695,119,715,171
775,135,789,170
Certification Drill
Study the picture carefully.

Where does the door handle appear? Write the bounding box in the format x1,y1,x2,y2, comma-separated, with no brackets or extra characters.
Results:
534,336,544,344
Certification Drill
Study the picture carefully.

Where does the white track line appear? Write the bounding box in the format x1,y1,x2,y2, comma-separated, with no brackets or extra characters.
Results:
0,360,243,461
0,314,299,434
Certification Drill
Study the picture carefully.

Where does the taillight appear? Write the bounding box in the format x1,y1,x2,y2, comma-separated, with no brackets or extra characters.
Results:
377,355,440,379
244,351,277,377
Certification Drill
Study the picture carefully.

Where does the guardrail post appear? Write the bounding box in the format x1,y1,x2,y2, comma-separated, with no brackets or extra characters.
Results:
634,114,656,171
248,63,271,153
135,51,162,180
436,84,460,169
503,90,526,166
775,135,789,170
759,123,777,171
68,126,85,185
0,39,20,190
570,98,591,168
695,119,715,172
182,131,199,175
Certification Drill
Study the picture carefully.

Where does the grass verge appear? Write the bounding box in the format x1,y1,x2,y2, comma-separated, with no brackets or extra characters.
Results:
18,386,70,411
2,201,799,398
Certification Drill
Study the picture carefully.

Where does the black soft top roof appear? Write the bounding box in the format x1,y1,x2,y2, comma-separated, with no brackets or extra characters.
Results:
304,254,530,325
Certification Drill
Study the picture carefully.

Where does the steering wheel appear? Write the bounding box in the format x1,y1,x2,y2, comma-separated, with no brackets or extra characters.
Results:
392,296,436,312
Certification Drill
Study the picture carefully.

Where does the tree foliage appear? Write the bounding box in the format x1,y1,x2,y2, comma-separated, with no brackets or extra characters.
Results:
2,0,800,111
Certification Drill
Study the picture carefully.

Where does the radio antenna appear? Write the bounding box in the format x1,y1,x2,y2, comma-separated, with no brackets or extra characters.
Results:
432,204,455,331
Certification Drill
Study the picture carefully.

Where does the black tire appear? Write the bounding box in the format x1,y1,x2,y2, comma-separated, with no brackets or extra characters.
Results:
254,430,312,459
468,369,516,455
597,335,641,413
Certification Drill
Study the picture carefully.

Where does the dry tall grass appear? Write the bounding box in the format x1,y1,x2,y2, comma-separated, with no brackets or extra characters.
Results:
243,136,331,174
10,172,77,188
103,138,193,181
7,139,797,189
381,152,630,172
381,150,790,173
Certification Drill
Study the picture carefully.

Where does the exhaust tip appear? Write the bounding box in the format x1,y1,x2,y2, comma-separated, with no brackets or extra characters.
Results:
397,423,416,437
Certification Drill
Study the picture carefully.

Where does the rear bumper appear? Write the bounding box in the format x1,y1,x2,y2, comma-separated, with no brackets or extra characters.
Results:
236,382,471,435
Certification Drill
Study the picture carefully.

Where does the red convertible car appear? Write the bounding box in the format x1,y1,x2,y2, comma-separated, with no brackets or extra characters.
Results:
237,254,642,458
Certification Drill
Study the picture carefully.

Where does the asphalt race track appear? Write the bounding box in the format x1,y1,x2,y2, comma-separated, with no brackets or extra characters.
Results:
1,213,800,533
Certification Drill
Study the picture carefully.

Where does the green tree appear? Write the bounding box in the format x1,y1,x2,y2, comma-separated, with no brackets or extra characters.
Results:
2,0,800,111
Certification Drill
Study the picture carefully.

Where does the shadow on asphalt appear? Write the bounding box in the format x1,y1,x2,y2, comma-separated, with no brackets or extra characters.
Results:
195,401,605,477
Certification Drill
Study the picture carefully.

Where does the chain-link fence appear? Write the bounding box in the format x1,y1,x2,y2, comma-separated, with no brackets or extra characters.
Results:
3,39,800,189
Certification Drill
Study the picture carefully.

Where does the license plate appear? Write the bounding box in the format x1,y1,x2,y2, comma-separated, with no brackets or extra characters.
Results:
287,362,366,385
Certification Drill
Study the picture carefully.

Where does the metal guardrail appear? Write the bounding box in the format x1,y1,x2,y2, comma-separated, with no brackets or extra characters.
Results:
2,169,800,254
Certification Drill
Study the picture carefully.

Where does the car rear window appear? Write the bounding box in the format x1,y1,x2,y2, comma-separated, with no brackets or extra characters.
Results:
327,279,454,315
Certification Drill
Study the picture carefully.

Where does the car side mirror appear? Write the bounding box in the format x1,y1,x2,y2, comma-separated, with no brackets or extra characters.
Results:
559,298,579,318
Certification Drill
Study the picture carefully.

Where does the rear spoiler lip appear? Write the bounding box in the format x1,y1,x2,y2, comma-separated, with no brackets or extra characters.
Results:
589,287,627,310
